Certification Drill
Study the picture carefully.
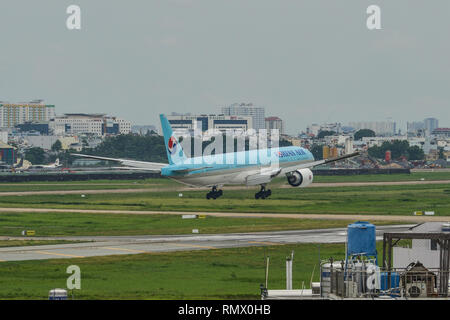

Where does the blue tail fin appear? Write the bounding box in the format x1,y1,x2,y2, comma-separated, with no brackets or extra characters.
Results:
160,114,187,165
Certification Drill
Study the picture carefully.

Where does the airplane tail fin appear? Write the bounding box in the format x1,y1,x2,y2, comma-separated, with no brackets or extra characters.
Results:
55,158,60,166
160,114,187,165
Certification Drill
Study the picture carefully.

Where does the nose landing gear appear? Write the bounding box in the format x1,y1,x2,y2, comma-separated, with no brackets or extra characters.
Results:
206,186,223,200
255,185,271,199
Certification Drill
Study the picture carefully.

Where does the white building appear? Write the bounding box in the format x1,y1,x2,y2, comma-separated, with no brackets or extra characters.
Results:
394,222,450,270
0,131,8,144
306,124,320,136
0,100,56,128
50,114,131,136
221,103,265,131
361,136,408,148
167,114,253,134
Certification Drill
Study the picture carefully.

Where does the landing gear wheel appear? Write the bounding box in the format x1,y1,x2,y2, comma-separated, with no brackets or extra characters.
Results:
255,185,271,199
206,186,222,200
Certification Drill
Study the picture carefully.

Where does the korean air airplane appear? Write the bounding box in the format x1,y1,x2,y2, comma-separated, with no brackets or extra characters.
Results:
73,114,359,199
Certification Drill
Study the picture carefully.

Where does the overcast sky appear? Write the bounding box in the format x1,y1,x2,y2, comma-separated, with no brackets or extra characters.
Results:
1,0,449,134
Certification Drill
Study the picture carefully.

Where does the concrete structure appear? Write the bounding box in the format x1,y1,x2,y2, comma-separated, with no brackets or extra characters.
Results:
15,121,49,135
131,125,158,135
23,135,59,151
0,131,8,144
221,103,265,131
424,118,439,135
265,116,284,135
50,114,131,136
0,100,55,128
306,124,320,136
361,136,408,148
407,121,426,135
432,128,450,138
166,113,253,133
348,121,396,136
393,223,450,269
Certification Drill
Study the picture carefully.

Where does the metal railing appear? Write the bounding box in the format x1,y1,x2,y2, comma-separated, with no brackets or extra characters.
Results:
325,268,450,299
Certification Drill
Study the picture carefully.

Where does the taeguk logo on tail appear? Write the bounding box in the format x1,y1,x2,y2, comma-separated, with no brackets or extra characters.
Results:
168,136,178,155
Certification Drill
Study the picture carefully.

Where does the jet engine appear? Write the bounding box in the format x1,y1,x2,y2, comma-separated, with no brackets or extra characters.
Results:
286,169,314,187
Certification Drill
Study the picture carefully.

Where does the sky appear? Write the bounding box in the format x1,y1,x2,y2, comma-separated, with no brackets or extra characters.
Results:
0,0,449,134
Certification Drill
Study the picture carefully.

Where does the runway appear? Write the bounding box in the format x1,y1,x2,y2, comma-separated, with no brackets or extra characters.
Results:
0,224,413,262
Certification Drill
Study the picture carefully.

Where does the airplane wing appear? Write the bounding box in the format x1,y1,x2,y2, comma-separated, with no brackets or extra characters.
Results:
280,151,360,175
71,153,167,172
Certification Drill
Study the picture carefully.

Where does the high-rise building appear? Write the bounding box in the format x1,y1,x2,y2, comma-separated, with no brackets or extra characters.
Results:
50,113,131,136
424,118,439,134
166,114,253,133
0,100,56,128
265,117,284,134
407,121,425,134
348,121,396,136
221,103,265,131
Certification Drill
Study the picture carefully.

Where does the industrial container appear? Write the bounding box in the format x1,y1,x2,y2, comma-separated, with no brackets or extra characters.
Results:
380,272,400,294
347,221,377,257
320,262,344,297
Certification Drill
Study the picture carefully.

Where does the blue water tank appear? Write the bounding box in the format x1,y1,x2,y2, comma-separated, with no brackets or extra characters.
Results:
347,221,376,256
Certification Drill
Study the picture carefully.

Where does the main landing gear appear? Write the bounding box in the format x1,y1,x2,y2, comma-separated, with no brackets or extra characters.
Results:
255,185,271,199
206,186,223,200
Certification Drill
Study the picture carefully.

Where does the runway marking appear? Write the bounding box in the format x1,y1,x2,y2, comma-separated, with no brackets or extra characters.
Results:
0,207,448,223
247,241,282,246
35,251,85,258
104,247,147,253
171,243,217,250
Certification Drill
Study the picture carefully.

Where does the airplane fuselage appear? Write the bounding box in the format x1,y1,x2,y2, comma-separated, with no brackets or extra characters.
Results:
161,146,314,187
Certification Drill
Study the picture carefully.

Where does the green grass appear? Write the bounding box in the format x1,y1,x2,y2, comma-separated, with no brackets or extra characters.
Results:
0,212,363,237
0,240,81,248
0,183,448,216
0,171,448,192
0,243,346,299
0,178,170,192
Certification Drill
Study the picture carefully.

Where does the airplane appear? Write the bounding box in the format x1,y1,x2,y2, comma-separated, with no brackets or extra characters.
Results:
28,158,61,170
72,114,359,199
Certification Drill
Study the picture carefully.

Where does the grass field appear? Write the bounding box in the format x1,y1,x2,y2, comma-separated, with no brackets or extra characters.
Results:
0,175,441,299
0,171,448,192
0,183,448,216
0,212,364,237
0,240,400,299
0,240,80,247
0,243,346,299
